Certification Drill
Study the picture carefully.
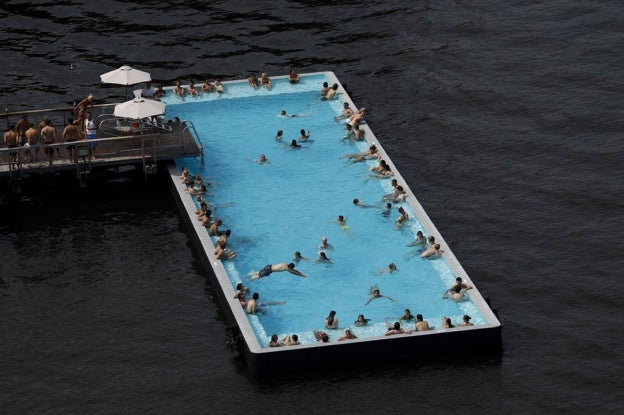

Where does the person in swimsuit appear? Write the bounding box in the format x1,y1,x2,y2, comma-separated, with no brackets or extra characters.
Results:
233,282,249,306
4,124,19,170
420,244,441,258
337,329,357,341
248,73,259,89
400,309,415,321
251,262,307,279
407,230,427,247
84,111,97,158
24,123,41,162
288,69,300,84
325,310,339,329
385,321,411,335
187,81,199,96
354,314,370,326
173,81,185,97
202,79,213,92
461,315,474,326
40,118,58,165
365,288,397,306
415,314,431,331
62,117,81,158
375,262,398,275
260,73,271,90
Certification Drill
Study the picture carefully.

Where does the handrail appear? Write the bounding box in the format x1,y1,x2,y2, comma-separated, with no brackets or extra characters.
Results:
180,120,204,165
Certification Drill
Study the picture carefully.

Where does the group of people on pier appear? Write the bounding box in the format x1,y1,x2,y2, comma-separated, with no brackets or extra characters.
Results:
3,94,98,170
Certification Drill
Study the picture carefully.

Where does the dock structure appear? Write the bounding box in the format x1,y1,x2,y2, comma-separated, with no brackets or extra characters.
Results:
0,104,203,183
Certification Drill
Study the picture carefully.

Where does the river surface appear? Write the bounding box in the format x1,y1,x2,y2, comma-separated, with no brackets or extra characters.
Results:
1,1,622,414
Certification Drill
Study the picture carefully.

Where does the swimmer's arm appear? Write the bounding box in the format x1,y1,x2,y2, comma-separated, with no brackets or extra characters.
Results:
364,297,373,306
288,269,307,277
384,295,398,302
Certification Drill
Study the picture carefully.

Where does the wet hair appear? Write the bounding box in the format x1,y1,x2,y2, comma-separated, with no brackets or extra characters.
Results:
291,334,298,341
416,314,423,321
393,322,401,330
236,282,245,290
294,251,301,257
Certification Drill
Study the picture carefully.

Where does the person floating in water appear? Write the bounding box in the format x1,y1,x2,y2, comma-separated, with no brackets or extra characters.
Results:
251,262,307,280
365,287,397,305
375,262,398,276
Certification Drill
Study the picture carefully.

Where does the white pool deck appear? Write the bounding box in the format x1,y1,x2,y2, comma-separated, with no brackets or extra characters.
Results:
167,71,502,376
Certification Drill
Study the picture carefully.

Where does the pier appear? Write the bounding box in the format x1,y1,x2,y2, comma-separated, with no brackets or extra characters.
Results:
1,104,203,184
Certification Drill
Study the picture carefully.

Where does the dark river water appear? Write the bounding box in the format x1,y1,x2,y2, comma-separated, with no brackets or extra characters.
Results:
1,1,622,413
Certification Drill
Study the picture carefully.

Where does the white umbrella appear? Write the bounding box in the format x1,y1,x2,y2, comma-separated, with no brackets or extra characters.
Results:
114,97,166,119
100,65,152,98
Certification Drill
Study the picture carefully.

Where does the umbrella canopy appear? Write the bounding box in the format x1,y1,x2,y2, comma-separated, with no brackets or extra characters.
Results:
100,65,151,86
114,97,166,119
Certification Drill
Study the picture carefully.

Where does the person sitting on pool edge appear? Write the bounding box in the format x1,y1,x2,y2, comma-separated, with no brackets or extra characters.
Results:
251,262,307,279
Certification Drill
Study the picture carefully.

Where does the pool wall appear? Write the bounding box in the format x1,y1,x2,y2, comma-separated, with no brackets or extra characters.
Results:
167,71,502,376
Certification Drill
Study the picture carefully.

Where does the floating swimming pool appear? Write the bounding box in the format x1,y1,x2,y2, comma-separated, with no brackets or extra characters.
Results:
166,72,501,374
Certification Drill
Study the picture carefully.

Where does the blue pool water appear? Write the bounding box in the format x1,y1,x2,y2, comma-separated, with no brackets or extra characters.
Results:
169,74,483,345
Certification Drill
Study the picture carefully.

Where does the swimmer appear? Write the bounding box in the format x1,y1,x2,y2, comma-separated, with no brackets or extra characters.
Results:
260,72,271,89
461,315,474,327
420,243,441,258
352,198,376,208
442,277,473,301
428,235,436,246
275,129,284,140
318,237,334,251
365,287,397,306
354,314,370,326
279,110,296,118
299,129,310,141
335,102,354,120
415,314,431,331
337,329,357,341
315,251,332,265
256,153,270,164
395,207,409,227
281,334,300,346
314,330,330,343
400,309,415,321
385,321,411,335
325,310,339,329
251,262,307,279
442,317,455,329
332,215,348,228
293,251,310,264
407,231,427,247
375,262,398,276
289,139,301,148
246,292,286,314
379,203,392,217
268,334,283,347
214,80,224,93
